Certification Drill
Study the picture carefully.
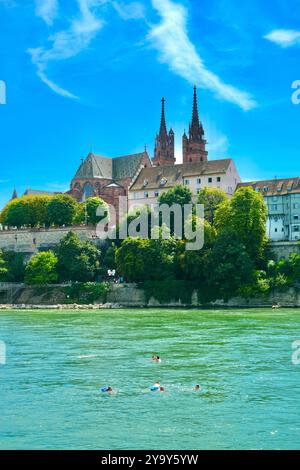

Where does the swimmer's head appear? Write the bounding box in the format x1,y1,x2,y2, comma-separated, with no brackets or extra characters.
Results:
195,385,201,391
107,386,113,392
159,386,165,392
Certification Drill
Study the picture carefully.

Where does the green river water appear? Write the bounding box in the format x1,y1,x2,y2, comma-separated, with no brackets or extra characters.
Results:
0,308,300,450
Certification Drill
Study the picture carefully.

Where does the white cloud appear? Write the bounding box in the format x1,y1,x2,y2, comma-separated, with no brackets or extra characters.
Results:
148,0,256,111
35,0,58,25
29,0,106,99
112,1,145,20
264,29,300,48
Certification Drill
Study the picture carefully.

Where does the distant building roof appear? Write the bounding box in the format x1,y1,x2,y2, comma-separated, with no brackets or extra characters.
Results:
23,189,58,196
237,177,300,196
130,159,232,191
73,151,149,181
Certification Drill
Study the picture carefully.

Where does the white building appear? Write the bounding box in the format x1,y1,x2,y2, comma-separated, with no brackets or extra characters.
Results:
128,158,241,212
238,177,300,242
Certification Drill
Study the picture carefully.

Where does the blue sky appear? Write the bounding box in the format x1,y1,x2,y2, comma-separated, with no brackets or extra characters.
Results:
0,0,299,208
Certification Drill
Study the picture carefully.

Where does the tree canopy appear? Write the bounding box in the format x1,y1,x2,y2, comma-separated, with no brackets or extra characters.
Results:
25,251,58,285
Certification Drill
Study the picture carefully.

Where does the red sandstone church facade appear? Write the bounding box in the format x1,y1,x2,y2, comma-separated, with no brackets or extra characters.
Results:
69,87,209,207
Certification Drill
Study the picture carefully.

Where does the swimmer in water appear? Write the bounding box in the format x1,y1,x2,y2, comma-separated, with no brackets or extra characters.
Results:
101,386,113,394
152,355,161,363
194,384,201,392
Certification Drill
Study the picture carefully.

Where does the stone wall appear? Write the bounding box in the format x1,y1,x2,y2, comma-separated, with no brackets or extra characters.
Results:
0,226,100,254
107,285,300,308
271,241,300,260
0,283,299,307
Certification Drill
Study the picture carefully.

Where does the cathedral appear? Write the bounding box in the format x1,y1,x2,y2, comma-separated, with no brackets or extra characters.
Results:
10,87,241,216
69,86,215,205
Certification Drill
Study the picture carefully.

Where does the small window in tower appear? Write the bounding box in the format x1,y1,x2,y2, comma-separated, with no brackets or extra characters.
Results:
144,192,149,198
197,178,201,185
217,177,221,182
208,177,213,183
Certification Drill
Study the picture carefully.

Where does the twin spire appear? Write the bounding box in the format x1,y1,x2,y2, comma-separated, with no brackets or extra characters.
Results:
152,87,207,167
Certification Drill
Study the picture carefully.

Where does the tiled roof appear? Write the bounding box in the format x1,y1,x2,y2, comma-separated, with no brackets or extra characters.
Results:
237,177,300,196
73,151,147,181
130,159,232,191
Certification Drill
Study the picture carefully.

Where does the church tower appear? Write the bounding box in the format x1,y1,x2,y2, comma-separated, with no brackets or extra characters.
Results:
153,98,175,167
183,86,208,163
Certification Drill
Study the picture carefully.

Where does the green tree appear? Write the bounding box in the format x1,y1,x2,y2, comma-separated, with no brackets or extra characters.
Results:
85,197,109,225
158,184,193,207
215,186,267,264
28,195,52,227
56,232,101,282
0,249,8,281
0,198,32,228
25,251,58,285
2,252,26,282
47,194,78,227
179,221,216,282
209,229,255,301
197,187,228,224
115,237,177,283
158,185,193,237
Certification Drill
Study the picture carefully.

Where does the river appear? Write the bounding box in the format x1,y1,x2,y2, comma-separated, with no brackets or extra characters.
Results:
0,308,300,449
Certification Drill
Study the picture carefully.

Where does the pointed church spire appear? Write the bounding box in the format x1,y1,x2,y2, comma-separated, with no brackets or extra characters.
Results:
183,86,208,163
11,188,18,200
191,86,200,128
153,97,175,166
159,97,167,136
190,86,203,140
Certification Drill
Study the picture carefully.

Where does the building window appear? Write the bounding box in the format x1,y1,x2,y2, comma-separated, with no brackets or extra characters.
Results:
184,179,190,185
271,204,278,211
197,178,201,184
83,182,93,199
217,177,221,182
275,228,278,232
144,192,149,198
197,188,201,194
154,192,159,198
294,203,299,209
293,226,300,232
294,215,299,220
208,177,213,183
272,196,278,202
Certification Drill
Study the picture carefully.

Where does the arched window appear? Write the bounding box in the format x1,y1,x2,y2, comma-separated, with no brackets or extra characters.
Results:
83,182,93,199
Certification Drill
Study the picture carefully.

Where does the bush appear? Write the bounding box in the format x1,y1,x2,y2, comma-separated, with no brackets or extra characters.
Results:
64,282,110,304
25,251,58,285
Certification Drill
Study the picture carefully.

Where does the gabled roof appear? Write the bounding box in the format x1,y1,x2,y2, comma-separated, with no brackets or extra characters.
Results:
237,177,300,196
130,159,232,191
73,151,149,181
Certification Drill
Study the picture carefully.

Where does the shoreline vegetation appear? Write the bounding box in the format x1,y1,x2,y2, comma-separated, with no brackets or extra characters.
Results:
0,187,299,306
